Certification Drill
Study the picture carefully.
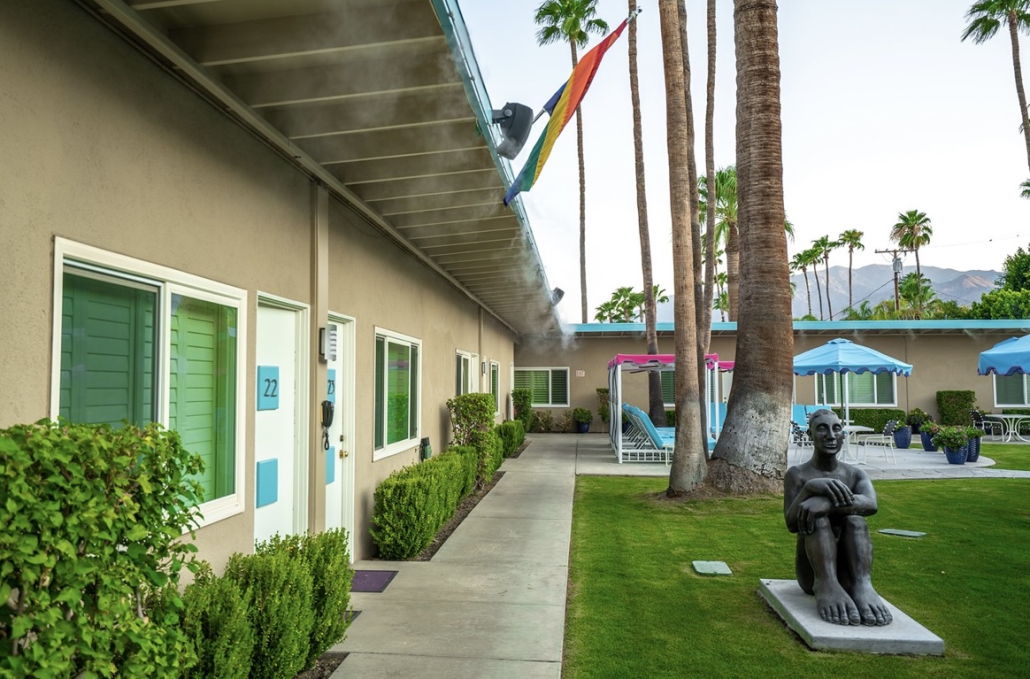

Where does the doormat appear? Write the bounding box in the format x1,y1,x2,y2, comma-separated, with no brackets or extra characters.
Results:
351,570,397,592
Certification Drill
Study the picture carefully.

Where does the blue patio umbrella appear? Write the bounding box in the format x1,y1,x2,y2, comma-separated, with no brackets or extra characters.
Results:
978,335,1030,376
793,338,913,426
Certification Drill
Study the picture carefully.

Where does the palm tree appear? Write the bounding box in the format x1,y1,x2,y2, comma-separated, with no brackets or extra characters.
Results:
812,235,838,320
805,246,824,320
838,229,865,310
534,0,609,323
890,209,933,283
710,0,792,493
899,272,937,316
790,251,813,318
701,0,717,353
658,0,705,496
1022,178,1030,198
626,0,665,425
962,0,1030,174
698,167,739,319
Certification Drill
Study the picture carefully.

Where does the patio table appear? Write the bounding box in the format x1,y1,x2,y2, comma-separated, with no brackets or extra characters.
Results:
843,425,874,463
983,414,1030,443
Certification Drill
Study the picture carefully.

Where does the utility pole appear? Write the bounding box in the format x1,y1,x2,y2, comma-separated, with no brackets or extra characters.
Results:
876,248,911,312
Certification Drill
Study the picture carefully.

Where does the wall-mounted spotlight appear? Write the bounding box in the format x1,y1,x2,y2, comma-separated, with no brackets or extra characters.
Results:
492,102,533,159
550,287,565,305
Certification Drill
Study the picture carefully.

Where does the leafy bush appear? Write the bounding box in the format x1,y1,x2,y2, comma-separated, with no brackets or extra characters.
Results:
446,393,495,448
180,563,254,679
495,420,525,457
447,445,482,495
255,530,353,668
573,408,593,424
479,429,504,481
931,425,970,450
512,388,533,432
0,420,202,678
224,550,314,679
530,409,555,433
596,388,610,425
556,410,574,433
936,390,976,425
829,407,905,433
906,407,931,431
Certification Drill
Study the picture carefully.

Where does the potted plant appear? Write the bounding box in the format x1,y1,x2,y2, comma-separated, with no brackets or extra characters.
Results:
906,408,929,435
573,407,593,434
920,421,939,451
931,425,969,464
965,426,985,462
892,422,913,449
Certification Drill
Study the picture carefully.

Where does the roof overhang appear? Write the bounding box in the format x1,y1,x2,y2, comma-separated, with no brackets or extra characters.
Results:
76,0,560,336
553,320,1030,339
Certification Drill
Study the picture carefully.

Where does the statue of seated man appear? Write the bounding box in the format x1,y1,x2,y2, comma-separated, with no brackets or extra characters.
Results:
783,409,893,626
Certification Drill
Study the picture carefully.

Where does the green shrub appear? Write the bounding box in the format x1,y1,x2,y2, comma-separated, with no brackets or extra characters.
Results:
0,420,202,678
480,429,504,482
180,563,254,679
255,530,353,667
446,445,481,495
556,409,574,433
596,388,611,425
512,388,533,432
936,390,976,425
828,407,905,433
446,393,495,448
573,407,593,424
495,420,525,457
530,409,555,433
225,550,314,679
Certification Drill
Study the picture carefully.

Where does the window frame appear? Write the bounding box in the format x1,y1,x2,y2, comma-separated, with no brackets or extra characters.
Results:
490,360,501,416
993,373,1029,407
51,238,248,529
815,372,897,408
455,350,479,395
513,367,570,408
373,327,422,461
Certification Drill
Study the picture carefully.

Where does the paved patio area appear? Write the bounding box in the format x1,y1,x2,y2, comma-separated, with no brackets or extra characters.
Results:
333,433,1029,677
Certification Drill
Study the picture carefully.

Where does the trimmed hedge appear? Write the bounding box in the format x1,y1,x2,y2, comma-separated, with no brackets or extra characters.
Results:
496,420,525,457
830,407,905,433
936,390,976,425
512,388,532,432
446,393,495,448
180,564,254,679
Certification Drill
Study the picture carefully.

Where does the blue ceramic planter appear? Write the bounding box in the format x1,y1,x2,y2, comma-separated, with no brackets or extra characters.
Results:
577,422,590,434
920,431,938,451
944,445,968,465
966,436,981,462
893,426,913,449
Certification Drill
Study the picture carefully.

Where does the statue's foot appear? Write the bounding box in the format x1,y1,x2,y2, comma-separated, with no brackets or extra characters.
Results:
814,581,861,625
848,582,893,626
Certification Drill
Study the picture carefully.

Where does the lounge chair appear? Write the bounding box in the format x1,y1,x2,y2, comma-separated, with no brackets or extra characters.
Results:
970,410,1002,439
856,420,897,464
621,404,675,464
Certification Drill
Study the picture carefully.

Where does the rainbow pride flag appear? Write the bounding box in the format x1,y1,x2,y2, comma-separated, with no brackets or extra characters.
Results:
504,18,629,206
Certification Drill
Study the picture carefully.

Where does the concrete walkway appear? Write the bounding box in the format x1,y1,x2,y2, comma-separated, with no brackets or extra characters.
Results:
333,434,1030,677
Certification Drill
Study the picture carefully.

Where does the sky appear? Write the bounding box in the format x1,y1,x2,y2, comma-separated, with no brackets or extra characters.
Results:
460,0,1029,323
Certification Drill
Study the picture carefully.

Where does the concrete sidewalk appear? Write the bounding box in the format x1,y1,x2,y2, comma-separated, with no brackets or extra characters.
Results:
333,433,1029,677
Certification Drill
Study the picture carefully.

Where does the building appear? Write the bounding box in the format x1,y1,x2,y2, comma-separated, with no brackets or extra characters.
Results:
0,0,559,566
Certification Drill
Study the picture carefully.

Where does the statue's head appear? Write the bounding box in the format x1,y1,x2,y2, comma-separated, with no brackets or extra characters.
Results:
808,408,843,455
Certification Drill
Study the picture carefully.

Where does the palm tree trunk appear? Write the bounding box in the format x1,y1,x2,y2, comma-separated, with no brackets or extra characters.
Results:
571,42,588,323
812,260,824,320
658,0,705,496
679,0,709,454
1008,12,1030,173
848,246,854,310
823,256,833,320
629,0,667,427
710,0,791,493
726,225,740,321
702,0,717,351
803,267,812,317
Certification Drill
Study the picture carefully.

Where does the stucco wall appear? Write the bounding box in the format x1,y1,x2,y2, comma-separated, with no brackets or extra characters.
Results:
0,0,516,567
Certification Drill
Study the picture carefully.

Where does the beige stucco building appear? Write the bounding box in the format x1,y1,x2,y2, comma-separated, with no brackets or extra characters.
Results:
0,0,559,567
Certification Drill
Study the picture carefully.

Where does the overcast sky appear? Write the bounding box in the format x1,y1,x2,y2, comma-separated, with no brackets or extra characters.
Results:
461,0,1028,322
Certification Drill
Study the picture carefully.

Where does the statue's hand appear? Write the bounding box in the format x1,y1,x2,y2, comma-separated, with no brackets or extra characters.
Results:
797,496,833,534
804,477,854,507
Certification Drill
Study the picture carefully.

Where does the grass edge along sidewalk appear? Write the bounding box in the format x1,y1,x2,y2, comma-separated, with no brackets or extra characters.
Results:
564,476,1028,679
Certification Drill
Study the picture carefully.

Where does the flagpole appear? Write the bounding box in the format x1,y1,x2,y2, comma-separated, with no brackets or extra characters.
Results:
531,7,644,123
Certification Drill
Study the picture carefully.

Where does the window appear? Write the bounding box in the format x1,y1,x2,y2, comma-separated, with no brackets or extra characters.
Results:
53,239,246,526
455,351,478,395
490,361,500,414
375,329,421,458
994,374,1028,406
514,368,569,407
661,371,675,406
816,372,895,407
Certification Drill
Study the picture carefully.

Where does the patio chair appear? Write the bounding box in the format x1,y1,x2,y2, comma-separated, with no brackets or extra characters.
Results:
856,420,897,464
621,404,675,465
790,420,813,464
970,410,1002,439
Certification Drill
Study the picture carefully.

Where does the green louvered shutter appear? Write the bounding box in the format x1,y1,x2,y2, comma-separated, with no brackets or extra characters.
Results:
550,369,568,405
661,371,675,405
848,373,876,405
996,375,1026,405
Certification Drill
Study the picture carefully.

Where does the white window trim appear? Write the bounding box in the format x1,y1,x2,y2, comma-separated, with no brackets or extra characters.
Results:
373,327,422,462
456,349,479,395
51,237,248,529
815,373,898,408
490,360,501,416
515,366,570,408
993,374,1029,407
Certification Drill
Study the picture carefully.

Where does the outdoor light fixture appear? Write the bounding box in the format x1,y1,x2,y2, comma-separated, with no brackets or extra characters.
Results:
492,102,533,159
551,287,565,305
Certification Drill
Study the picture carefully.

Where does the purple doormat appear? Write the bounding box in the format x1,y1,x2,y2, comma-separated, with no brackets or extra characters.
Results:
351,570,397,593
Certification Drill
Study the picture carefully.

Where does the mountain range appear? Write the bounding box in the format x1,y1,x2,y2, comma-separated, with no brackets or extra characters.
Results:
654,264,1000,322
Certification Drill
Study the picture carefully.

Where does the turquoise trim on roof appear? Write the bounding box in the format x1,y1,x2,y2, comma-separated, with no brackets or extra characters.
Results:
568,320,1030,334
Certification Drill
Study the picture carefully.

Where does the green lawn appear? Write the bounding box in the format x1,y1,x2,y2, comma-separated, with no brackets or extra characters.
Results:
980,443,1030,471
565,476,1030,679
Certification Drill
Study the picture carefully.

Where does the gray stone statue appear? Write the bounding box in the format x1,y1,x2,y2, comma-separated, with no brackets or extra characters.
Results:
783,409,893,626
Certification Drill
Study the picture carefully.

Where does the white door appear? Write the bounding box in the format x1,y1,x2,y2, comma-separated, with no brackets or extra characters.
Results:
254,302,305,545
325,316,355,559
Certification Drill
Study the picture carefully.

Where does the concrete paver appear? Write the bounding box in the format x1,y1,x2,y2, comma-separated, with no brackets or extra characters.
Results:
333,433,1029,678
